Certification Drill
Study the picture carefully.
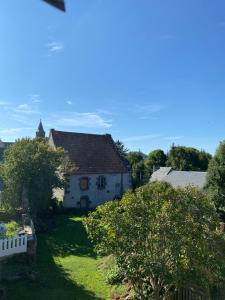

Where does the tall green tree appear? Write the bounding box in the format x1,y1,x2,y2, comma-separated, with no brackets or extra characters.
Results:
126,151,145,188
114,140,128,159
207,141,225,215
166,145,211,171
85,183,225,300
198,150,212,170
0,138,67,216
145,149,167,179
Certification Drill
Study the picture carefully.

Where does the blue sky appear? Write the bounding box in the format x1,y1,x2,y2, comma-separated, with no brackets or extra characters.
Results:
0,0,225,154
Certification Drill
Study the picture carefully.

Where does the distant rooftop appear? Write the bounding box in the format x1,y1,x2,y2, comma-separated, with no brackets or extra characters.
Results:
150,167,207,189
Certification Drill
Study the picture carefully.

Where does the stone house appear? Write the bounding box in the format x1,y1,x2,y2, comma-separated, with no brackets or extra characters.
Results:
49,129,131,209
150,167,207,189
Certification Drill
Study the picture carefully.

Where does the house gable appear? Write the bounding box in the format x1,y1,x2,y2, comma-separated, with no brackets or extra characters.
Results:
49,129,129,174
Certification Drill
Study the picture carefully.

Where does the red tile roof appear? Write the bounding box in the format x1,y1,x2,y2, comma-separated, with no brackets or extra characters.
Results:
50,129,129,174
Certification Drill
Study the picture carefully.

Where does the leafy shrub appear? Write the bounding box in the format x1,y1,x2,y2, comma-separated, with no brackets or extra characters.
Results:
85,183,225,299
106,264,124,285
210,283,225,299
5,221,19,237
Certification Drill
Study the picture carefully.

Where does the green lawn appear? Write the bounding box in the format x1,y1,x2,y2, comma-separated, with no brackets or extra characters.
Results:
2,214,123,300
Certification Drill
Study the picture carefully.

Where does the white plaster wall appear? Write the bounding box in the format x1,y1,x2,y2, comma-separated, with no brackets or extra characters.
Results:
63,173,131,209
48,133,55,148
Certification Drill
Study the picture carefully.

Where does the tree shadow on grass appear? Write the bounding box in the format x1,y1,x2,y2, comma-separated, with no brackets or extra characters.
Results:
45,214,97,258
3,214,105,300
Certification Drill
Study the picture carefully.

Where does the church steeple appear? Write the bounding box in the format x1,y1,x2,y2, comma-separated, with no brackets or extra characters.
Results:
36,120,45,138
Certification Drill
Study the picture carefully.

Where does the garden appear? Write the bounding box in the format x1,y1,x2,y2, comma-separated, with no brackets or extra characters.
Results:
0,220,20,239
0,213,125,300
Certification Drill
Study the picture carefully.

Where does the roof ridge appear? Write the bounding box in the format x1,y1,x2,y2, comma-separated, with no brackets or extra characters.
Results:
51,129,111,137
171,170,207,173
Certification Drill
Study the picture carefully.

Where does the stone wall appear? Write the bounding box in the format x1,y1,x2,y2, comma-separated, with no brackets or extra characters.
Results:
63,173,131,209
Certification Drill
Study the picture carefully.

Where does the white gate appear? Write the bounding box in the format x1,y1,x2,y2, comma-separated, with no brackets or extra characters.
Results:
0,235,27,258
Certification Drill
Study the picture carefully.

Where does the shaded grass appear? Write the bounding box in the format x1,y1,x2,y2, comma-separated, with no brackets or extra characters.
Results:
1,214,123,300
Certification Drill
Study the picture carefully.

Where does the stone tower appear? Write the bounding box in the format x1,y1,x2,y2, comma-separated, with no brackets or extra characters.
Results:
36,120,45,138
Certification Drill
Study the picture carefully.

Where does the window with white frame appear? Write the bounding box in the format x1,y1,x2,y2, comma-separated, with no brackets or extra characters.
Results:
96,175,107,190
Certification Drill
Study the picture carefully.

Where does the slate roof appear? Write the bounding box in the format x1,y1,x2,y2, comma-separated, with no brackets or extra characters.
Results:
150,167,207,189
38,120,44,132
49,129,129,174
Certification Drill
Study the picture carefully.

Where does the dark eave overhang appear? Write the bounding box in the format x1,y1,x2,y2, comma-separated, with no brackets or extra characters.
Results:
43,0,66,12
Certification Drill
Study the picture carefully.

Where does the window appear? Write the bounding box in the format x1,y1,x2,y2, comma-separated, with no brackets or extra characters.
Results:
79,177,89,191
96,175,107,190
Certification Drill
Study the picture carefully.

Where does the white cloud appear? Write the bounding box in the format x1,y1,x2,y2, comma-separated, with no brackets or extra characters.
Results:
15,103,40,115
18,104,29,109
96,109,114,116
8,113,29,125
139,115,158,120
0,127,31,134
123,134,161,142
0,100,11,106
48,112,112,129
66,100,72,105
136,104,165,113
31,94,41,103
47,41,64,53
165,136,184,141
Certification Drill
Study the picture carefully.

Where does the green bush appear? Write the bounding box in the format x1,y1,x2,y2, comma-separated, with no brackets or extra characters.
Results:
5,221,19,237
210,283,225,300
106,264,124,285
85,183,225,299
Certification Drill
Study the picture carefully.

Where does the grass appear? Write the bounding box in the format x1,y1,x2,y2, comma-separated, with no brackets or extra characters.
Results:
1,214,124,300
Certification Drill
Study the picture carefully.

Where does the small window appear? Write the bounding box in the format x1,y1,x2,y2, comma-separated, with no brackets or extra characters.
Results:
79,177,89,191
97,176,107,190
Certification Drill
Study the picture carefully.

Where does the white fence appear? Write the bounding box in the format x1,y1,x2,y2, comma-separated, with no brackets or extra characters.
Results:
0,235,27,258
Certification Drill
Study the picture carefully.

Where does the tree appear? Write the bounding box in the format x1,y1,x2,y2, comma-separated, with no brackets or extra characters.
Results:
114,140,128,159
145,149,167,179
85,183,225,300
126,151,145,188
207,141,225,215
166,145,211,171
198,150,212,171
0,138,67,216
